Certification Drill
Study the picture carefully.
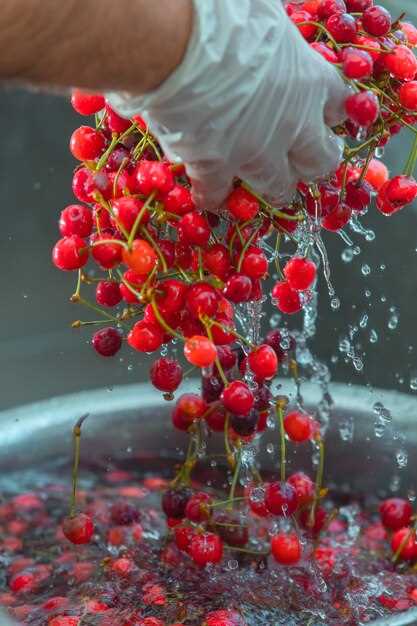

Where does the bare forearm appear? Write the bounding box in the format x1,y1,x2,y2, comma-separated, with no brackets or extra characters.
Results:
0,0,193,92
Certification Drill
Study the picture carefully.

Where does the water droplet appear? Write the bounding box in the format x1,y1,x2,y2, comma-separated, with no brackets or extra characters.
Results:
390,475,401,492
341,248,354,263
266,443,274,454
379,264,386,271
353,357,364,372
364,289,372,298
375,146,385,158
359,314,368,329
410,377,417,392
374,422,386,438
331,297,341,310
361,264,371,276
388,307,399,330
339,416,354,442
270,313,281,329
369,330,378,344
396,449,408,469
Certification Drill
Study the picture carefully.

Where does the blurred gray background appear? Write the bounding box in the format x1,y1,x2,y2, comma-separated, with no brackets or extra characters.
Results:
0,0,416,411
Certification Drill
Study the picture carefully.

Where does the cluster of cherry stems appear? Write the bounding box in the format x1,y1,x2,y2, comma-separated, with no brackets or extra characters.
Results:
50,0,417,605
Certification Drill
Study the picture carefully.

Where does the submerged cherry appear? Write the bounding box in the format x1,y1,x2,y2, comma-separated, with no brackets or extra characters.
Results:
62,513,94,545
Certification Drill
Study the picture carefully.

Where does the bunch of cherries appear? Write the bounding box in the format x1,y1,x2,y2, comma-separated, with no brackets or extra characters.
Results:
52,0,417,591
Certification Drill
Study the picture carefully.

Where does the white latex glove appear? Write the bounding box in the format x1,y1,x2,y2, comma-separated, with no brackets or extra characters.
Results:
107,0,347,211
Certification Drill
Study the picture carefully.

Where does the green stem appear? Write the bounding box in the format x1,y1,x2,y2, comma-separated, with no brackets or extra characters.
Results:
404,131,417,178
73,296,122,324
150,297,183,340
127,192,157,248
204,321,228,386
309,438,325,529
229,444,243,509
392,522,417,564
277,405,286,483
141,225,169,274
69,414,89,518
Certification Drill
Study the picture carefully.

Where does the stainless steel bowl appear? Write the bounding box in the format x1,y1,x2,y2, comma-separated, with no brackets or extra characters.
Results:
0,381,416,625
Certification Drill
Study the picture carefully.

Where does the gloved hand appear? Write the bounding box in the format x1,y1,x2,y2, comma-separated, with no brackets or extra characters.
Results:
107,0,348,211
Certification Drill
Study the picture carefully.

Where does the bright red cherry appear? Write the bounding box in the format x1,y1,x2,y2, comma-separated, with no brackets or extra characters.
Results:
384,45,417,81
402,22,417,47
391,528,417,561
290,10,318,41
105,105,131,133
203,244,231,280
317,0,346,20
345,91,380,127
265,329,296,359
52,235,89,271
284,256,317,291
70,126,106,161
163,185,195,216
379,498,413,531
184,335,217,368
300,506,327,535
155,279,188,315
178,212,211,247
172,394,207,431
385,176,417,206
310,42,339,64
91,235,123,269
362,5,392,37
284,410,315,442
322,203,352,231
62,514,94,545
399,81,417,111
120,270,146,304
135,160,175,196
345,0,372,10
245,484,270,517
223,273,253,303
92,327,122,357
271,532,302,565
189,533,223,567
365,158,389,191
241,246,268,279
221,381,254,415
326,13,357,43
47,618,80,626
9,571,37,594
96,281,122,307
175,525,197,552
376,182,400,216
185,492,212,523
122,240,158,275
354,35,382,62
272,281,303,314
150,357,183,393
287,472,315,505
265,481,298,516
112,197,148,234
59,204,93,238
248,344,278,380
186,282,219,319
205,610,246,626
128,321,164,352
342,47,373,79
227,187,259,221
205,405,228,432
345,180,372,212
71,90,105,115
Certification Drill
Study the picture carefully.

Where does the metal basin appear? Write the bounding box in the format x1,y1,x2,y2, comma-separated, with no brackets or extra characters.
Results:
0,381,416,625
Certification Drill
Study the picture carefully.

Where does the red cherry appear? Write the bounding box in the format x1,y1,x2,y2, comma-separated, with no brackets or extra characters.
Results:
9,571,37,594
93,203,113,230
177,212,210,247
248,344,278,380
284,410,314,442
174,525,197,552
70,126,106,161
346,0,372,10
62,513,94,545
342,47,373,79
92,327,122,357
271,532,302,565
59,204,93,238
112,197,148,234
245,484,270,518
314,546,336,575
384,45,417,81
155,279,188,315
265,329,295,360
241,246,268,280
205,610,246,626
96,281,122,307
385,175,417,206
284,257,317,291
391,527,417,561
120,270,146,304
223,273,253,303
135,160,175,196
376,181,404,216
104,144,130,172
128,321,164,352
172,394,207,431
122,240,158,275
105,105,132,133
226,187,259,221
362,5,392,37
305,184,340,217
345,90,380,127
189,533,223,567
365,158,389,191
230,411,259,437
345,180,372,212
399,81,417,111
71,90,105,115
322,203,352,231
203,244,231,280
310,42,339,63
157,239,176,268
184,335,217,368
354,35,382,62
265,481,298,516
91,234,123,269
379,498,413,531
52,235,89,271
217,345,237,370
326,13,357,43
221,381,254,415
186,282,219,318
317,0,346,20
287,472,315,505
290,10,318,41
48,618,80,626
150,357,183,393
185,492,212,523
402,22,417,47
163,185,195,216
272,281,303,314
299,506,327,535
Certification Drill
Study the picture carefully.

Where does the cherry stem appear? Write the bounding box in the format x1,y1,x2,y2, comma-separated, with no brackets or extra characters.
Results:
240,181,303,221
133,124,162,161
224,413,234,464
150,296,183,340
229,443,243,509
209,319,254,350
71,294,122,324
113,157,129,198
276,404,286,483
210,497,246,509
309,438,325,529
404,131,417,178
202,319,228,386
274,232,284,278
359,146,377,184
225,545,270,557
69,414,89,518
237,224,262,273
90,238,128,251
141,225,169,274
392,521,417,564
127,192,157,249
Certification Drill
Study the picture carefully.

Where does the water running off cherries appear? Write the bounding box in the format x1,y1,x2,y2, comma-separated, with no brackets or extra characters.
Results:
3,1,417,625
